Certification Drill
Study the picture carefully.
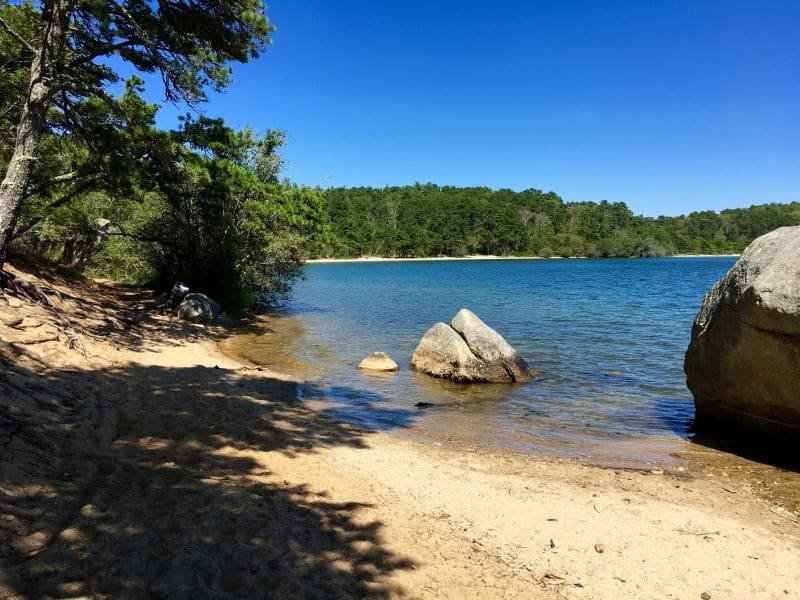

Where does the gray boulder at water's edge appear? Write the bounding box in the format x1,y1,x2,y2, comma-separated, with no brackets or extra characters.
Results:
684,226,800,445
177,293,221,324
411,309,538,383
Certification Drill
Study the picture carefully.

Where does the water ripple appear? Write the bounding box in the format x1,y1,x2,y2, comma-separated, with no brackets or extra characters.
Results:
246,258,737,462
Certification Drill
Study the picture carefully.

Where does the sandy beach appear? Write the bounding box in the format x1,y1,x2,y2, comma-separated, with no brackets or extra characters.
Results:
305,254,740,264
304,255,550,264
1,264,797,599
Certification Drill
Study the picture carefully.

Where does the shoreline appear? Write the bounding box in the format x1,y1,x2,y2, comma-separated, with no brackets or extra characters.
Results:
305,253,740,264
220,313,799,503
1,264,796,598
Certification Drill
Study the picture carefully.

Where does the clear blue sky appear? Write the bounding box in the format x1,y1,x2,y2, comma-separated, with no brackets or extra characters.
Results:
153,0,799,217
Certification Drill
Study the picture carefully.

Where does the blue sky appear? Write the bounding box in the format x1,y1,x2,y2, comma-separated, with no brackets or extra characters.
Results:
152,1,799,217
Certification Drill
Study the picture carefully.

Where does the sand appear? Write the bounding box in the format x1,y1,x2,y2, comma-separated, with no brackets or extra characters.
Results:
0,263,798,599
304,255,543,264
304,254,739,264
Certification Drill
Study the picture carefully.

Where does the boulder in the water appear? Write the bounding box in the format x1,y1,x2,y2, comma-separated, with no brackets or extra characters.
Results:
684,226,800,446
411,309,538,383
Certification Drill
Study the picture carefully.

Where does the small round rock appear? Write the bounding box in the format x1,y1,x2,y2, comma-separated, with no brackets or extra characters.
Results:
357,352,398,372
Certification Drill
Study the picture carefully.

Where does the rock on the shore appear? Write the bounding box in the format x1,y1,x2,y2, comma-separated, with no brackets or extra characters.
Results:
684,226,800,445
358,352,399,371
411,309,538,383
177,293,220,324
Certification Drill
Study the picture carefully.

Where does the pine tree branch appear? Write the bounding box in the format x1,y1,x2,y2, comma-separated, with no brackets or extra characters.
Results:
53,171,80,183
12,171,103,239
11,215,44,240
67,39,135,69
0,15,35,54
108,0,176,95
106,226,179,251
19,173,100,214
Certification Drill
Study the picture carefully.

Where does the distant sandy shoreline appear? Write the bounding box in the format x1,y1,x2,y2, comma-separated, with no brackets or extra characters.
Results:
306,254,740,264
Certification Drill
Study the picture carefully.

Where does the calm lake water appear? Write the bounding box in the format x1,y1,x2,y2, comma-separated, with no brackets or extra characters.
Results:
229,257,737,466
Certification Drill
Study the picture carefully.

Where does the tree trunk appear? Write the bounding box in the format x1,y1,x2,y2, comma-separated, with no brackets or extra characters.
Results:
0,1,72,268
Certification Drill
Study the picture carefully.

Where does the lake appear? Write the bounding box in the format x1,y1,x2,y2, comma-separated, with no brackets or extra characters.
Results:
227,257,737,466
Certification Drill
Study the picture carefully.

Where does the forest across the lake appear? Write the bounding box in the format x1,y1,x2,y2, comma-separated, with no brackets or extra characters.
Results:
314,184,800,259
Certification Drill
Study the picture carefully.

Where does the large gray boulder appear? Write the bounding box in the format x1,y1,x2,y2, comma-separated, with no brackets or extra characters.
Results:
684,226,800,445
177,293,220,324
451,308,535,382
411,309,538,383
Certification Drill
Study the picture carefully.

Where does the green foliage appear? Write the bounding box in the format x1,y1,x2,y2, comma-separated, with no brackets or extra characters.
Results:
7,74,323,311
314,185,800,259
1,1,324,311
0,1,37,166
0,0,275,267
102,116,328,311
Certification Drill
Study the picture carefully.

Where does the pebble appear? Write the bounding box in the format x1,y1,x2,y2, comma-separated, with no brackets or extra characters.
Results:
701,592,711,600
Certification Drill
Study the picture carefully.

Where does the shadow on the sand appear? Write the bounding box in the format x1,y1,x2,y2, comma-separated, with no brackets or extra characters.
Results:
0,359,416,599
652,397,800,473
689,428,800,474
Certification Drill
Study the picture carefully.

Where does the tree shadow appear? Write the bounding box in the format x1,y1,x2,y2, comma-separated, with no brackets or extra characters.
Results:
4,258,246,357
0,358,417,598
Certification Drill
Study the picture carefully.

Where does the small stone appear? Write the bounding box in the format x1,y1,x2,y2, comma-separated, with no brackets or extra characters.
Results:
357,352,398,371
701,592,711,600
594,543,605,553
58,527,84,543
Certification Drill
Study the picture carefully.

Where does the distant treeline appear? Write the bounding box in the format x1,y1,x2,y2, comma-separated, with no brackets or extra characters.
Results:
312,184,800,258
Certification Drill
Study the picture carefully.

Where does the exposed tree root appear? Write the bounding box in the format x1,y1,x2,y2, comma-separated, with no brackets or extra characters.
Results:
0,269,89,353
0,269,59,307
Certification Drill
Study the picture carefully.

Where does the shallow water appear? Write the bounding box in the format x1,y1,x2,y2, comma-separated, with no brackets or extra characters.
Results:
228,257,743,466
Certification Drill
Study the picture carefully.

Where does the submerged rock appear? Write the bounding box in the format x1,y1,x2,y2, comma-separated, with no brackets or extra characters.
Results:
177,293,220,324
411,309,538,383
684,226,800,446
358,352,398,371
